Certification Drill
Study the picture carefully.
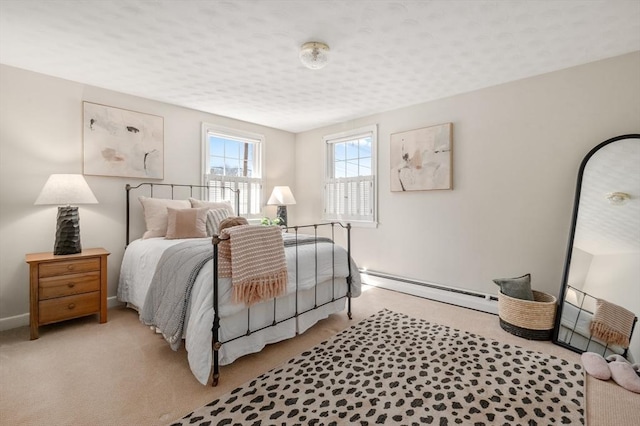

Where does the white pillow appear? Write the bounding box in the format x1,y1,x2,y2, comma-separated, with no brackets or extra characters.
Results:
165,207,208,239
206,208,230,236
138,196,191,239
189,197,235,215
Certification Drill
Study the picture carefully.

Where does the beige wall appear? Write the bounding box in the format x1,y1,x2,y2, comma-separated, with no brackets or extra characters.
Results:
295,52,640,298
2,52,639,329
0,65,296,326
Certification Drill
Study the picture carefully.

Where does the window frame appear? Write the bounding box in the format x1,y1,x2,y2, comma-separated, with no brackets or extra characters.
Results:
323,124,378,227
201,123,265,219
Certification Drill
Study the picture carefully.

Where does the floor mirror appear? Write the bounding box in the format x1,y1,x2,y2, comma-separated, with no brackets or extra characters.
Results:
553,134,640,362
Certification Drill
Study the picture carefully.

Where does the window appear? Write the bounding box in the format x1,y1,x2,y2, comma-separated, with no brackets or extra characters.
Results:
202,123,264,218
323,125,377,226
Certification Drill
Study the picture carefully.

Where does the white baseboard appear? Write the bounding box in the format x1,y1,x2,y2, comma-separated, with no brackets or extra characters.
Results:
0,296,123,332
360,270,498,315
2,277,497,331
0,312,29,332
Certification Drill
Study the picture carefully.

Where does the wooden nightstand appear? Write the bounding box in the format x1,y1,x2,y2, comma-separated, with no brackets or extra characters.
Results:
26,248,110,339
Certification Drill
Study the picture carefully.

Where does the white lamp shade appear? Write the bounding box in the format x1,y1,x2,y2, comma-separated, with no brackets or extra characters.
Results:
267,186,296,206
35,174,98,205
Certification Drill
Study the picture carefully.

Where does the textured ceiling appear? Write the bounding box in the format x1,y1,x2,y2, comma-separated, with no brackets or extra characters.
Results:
1,1,639,133
574,137,640,256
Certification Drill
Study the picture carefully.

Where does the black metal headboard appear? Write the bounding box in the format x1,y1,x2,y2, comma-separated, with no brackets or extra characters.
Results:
125,182,240,245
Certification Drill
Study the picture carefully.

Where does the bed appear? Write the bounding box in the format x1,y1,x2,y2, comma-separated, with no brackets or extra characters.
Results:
117,183,361,385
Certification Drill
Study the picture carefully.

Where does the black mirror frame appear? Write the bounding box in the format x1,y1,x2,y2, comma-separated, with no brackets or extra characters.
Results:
552,133,640,353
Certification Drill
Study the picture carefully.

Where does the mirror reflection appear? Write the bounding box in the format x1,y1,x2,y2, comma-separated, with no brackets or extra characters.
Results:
554,135,640,362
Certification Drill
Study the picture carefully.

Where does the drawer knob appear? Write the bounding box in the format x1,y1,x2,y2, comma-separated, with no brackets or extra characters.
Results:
67,265,75,271
68,303,76,310
67,283,75,289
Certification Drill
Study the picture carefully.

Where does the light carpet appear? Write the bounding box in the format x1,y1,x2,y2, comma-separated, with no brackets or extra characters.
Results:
170,309,584,425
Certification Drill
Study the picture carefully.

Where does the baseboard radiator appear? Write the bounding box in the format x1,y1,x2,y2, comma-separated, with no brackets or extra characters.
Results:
359,270,499,315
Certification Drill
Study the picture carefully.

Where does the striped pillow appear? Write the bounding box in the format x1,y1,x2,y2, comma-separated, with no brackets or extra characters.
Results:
189,198,235,215
206,208,230,236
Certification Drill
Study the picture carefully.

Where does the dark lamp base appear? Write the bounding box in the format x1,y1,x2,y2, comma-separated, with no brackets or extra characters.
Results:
276,205,288,227
54,206,82,255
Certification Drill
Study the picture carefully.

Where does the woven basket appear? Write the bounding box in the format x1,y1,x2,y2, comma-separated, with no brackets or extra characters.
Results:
498,290,557,340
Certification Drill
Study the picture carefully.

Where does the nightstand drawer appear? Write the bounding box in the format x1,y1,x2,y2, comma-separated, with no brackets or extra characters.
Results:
39,257,100,278
39,292,100,325
27,248,110,339
39,271,101,299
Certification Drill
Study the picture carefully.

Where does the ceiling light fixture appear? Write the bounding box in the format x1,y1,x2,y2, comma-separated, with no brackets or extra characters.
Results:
605,191,631,205
299,41,330,70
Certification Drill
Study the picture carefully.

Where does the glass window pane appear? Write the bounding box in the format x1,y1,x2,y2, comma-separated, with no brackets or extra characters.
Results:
346,160,358,177
232,159,244,176
225,139,239,159
209,136,226,156
210,156,225,175
345,141,359,160
334,160,346,178
210,156,225,167
359,138,371,156
360,155,371,170
334,143,346,161
210,135,260,177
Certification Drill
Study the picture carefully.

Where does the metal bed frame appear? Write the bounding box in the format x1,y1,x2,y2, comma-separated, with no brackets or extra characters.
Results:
125,182,242,246
125,183,354,386
561,284,637,358
211,222,352,385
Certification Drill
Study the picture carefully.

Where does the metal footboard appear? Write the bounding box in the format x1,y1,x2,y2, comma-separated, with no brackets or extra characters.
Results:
124,183,353,387
210,222,353,386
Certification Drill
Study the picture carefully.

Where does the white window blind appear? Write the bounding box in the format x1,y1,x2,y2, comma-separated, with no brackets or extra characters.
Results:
204,177,262,216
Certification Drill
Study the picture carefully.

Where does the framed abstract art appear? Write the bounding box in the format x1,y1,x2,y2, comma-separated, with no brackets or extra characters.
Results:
83,102,164,179
390,122,452,191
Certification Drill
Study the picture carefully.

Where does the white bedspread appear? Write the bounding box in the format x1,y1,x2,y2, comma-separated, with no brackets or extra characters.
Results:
118,235,361,384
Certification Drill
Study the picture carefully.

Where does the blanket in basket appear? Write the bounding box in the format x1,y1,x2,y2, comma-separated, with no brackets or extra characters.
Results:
218,225,287,305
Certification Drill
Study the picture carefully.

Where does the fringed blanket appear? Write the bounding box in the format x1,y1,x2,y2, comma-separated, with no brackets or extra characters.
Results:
218,225,287,305
589,299,636,348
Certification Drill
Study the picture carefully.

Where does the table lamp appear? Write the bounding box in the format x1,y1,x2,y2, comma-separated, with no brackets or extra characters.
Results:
267,186,296,227
34,174,98,255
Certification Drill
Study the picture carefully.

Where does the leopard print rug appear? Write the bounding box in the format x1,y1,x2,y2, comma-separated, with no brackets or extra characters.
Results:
171,309,584,425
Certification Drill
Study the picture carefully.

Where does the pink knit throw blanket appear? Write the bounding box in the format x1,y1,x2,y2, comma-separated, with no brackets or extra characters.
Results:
589,299,636,348
218,225,287,305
